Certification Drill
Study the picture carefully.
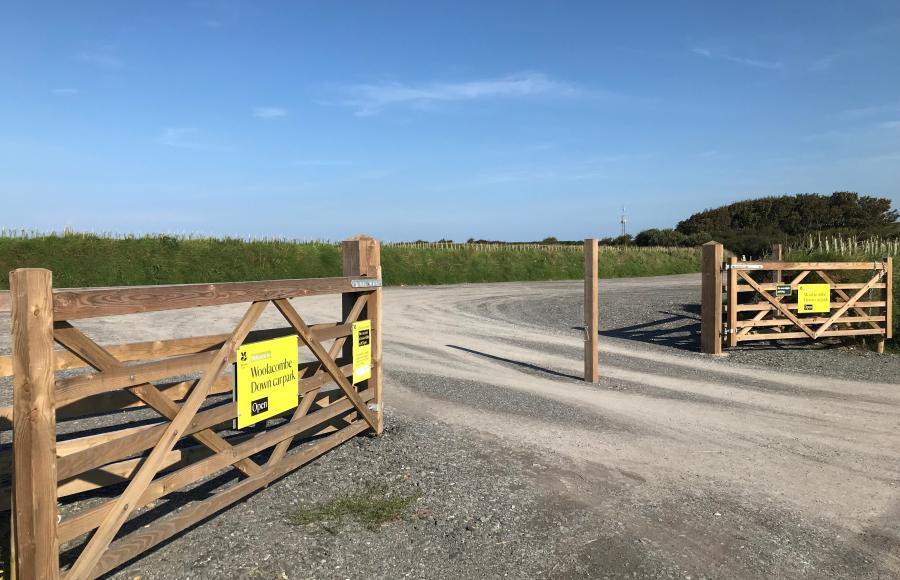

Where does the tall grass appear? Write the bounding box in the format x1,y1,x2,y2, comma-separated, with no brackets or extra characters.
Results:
787,233,900,257
0,231,700,289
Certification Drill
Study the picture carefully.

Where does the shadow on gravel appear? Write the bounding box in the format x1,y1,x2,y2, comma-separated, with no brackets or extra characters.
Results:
446,345,583,381
576,304,701,351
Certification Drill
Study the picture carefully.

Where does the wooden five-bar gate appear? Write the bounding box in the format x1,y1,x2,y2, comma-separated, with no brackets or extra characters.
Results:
701,241,893,354
0,236,384,579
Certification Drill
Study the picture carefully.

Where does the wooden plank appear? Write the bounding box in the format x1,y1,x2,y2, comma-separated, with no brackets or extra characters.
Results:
56,398,229,482
737,328,885,342
89,420,370,578
0,322,351,379
53,322,263,479
736,282,886,292
368,243,385,432
700,242,723,354
735,271,810,340
273,299,378,431
0,290,9,314
735,315,886,328
737,271,817,339
267,292,368,466
584,239,599,380
53,363,353,481
816,270,882,332
886,257,893,341
9,269,59,580
0,357,353,427
64,301,268,580
735,300,885,312
772,243,783,285
52,277,367,321
57,391,371,544
58,447,204,499
814,270,885,338
54,351,217,405
727,256,738,347
730,262,886,271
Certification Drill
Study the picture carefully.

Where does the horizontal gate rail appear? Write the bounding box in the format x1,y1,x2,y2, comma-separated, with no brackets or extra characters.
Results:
1,236,385,579
700,242,893,354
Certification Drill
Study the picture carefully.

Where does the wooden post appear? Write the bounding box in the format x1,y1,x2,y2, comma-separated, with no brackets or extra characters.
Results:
9,269,59,579
880,256,893,354
700,242,723,355
772,243,783,284
584,239,599,383
727,255,738,348
342,237,384,433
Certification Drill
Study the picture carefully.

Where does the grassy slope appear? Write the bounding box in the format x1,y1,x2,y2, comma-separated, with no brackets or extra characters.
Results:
0,236,700,289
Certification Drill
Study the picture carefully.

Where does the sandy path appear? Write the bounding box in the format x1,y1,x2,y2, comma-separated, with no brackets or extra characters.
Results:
380,275,900,575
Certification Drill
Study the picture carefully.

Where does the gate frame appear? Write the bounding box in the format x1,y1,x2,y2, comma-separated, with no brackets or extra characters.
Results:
2,236,384,579
701,241,893,354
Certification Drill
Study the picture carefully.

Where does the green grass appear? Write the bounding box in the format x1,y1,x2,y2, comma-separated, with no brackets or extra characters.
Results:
0,233,701,289
289,482,419,532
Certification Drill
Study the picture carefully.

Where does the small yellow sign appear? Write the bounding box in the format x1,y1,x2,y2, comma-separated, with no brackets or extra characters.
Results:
234,335,299,429
352,320,372,384
798,284,831,314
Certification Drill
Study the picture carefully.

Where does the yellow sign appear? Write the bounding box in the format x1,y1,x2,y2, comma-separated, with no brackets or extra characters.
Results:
798,284,831,313
234,335,299,429
352,320,372,384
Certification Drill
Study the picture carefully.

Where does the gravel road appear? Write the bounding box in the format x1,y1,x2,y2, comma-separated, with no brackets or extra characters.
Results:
2,273,899,579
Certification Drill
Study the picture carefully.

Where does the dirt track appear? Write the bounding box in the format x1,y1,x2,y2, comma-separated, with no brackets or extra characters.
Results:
382,274,900,578
3,273,899,578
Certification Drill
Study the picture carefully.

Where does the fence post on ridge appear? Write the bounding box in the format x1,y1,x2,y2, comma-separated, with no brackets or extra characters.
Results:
10,268,60,579
701,242,724,355
584,238,599,383
342,236,384,433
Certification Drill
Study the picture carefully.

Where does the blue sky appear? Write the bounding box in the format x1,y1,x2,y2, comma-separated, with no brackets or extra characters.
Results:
2,1,899,241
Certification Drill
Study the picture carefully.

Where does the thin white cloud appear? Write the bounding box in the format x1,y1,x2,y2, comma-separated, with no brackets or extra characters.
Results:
292,159,351,167
810,54,837,72
339,72,580,116
877,120,900,129
253,106,288,119
692,47,784,70
697,150,719,158
841,102,900,119
51,88,79,96
73,51,124,69
158,127,206,149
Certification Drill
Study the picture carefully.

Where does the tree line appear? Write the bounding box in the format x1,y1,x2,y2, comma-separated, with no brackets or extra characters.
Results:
601,192,898,256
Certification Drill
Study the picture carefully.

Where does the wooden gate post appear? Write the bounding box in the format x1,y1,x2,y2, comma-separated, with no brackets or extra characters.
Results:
9,268,59,579
584,239,599,382
701,242,723,354
879,256,893,354
772,243,783,284
342,237,384,433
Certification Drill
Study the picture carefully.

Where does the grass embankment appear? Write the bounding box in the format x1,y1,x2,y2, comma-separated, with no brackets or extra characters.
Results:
787,248,898,352
0,234,700,289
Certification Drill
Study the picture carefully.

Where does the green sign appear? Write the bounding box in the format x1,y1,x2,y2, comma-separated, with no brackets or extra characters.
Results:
775,284,791,297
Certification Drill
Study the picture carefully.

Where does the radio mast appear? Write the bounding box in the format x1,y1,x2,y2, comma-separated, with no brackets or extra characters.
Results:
620,206,627,236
